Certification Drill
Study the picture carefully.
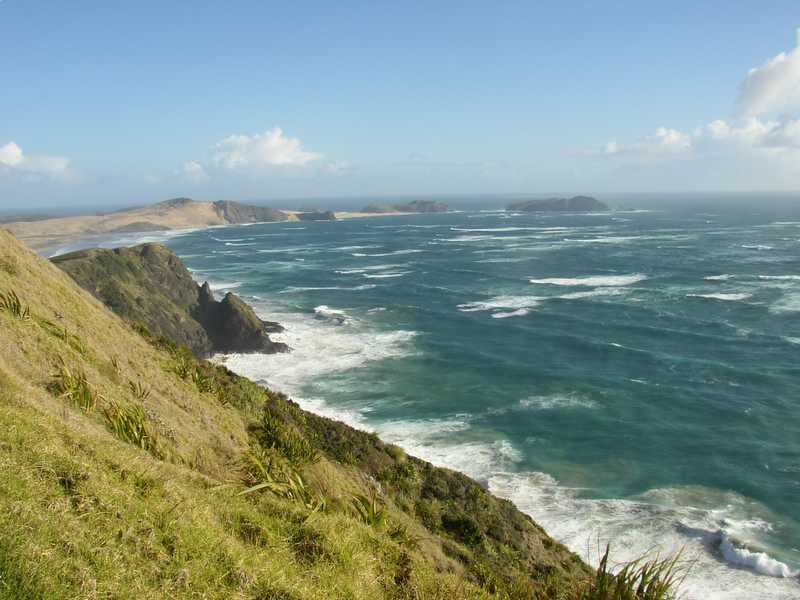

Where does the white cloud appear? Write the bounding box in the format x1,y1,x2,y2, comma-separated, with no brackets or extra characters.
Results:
213,127,320,170
325,160,353,176
597,126,692,158
597,29,800,171
738,29,800,117
182,160,209,183
0,141,70,177
0,142,24,167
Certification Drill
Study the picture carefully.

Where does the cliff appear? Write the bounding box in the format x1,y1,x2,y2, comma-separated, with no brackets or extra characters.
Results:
51,243,287,357
0,228,606,599
508,196,608,212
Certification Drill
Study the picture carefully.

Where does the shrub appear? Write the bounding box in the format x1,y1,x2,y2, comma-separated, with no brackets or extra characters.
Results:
255,410,319,466
239,447,326,518
580,545,683,600
51,362,100,411
128,379,151,400
0,289,30,320
102,401,162,458
351,491,386,528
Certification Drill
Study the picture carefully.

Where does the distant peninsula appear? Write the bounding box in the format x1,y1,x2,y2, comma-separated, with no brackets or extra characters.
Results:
361,199,448,214
4,198,334,251
508,196,608,212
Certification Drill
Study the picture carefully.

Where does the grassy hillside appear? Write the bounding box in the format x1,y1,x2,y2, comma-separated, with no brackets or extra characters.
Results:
0,229,679,599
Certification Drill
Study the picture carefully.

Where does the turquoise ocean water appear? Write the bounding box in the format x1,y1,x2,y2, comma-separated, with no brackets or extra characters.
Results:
60,204,800,598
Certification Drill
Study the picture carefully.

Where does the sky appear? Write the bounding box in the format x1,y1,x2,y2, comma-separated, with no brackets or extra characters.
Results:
3,1,800,210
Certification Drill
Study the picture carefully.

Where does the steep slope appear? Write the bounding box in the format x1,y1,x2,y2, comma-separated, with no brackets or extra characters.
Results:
0,228,600,599
51,243,287,357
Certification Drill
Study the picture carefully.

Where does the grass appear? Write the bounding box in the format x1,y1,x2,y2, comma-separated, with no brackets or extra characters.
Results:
352,490,387,528
51,361,100,412
579,546,685,600
129,379,151,400
102,400,162,459
0,289,30,320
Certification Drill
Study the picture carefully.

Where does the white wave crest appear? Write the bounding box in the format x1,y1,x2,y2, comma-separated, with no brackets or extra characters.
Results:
529,274,647,287
718,535,799,578
519,393,598,410
492,308,530,318
352,249,423,257
687,293,752,301
705,274,736,281
313,305,347,324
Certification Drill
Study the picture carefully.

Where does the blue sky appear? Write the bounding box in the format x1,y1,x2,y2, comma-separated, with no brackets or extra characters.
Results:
3,1,800,209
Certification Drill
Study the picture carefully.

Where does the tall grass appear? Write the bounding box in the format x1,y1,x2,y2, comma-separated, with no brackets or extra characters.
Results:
128,380,151,400
351,491,386,528
256,410,319,466
51,362,100,411
579,545,684,600
240,447,326,517
0,290,30,320
102,401,162,458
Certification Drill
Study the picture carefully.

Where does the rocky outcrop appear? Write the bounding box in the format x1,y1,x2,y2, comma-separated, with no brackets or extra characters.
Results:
196,283,287,353
212,200,289,224
295,210,337,221
52,243,287,357
508,196,608,212
362,200,448,213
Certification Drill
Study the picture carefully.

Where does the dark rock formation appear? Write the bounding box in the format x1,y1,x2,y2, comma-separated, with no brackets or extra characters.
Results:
52,243,287,357
362,200,448,213
295,210,337,221
508,196,608,212
196,283,287,353
212,200,289,224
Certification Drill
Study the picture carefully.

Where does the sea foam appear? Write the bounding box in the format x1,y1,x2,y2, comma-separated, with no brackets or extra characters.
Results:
529,274,647,286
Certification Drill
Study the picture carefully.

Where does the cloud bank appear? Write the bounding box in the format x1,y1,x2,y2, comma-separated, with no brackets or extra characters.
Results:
599,28,800,175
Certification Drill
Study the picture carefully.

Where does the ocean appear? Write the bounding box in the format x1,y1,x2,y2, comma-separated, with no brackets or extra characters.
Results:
66,203,800,598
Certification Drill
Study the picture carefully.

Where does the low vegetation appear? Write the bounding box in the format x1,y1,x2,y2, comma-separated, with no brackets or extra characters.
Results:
0,229,681,599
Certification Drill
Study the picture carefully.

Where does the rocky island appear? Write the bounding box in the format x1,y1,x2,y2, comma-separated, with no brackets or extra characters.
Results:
361,199,449,214
508,196,608,212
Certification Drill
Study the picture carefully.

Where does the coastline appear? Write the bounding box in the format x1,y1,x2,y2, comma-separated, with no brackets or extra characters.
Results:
27,218,800,600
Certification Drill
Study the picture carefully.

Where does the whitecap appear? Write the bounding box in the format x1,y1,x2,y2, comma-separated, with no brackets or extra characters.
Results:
706,274,736,281
529,274,647,287
352,249,423,257
457,295,543,313
279,284,377,293
363,271,412,279
208,281,242,291
742,244,774,250
313,305,347,324
687,293,752,301
519,393,598,410
491,308,530,318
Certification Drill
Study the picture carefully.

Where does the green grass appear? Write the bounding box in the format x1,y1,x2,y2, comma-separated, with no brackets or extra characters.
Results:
51,361,100,412
102,400,162,459
0,289,30,320
129,379,151,400
351,491,387,528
